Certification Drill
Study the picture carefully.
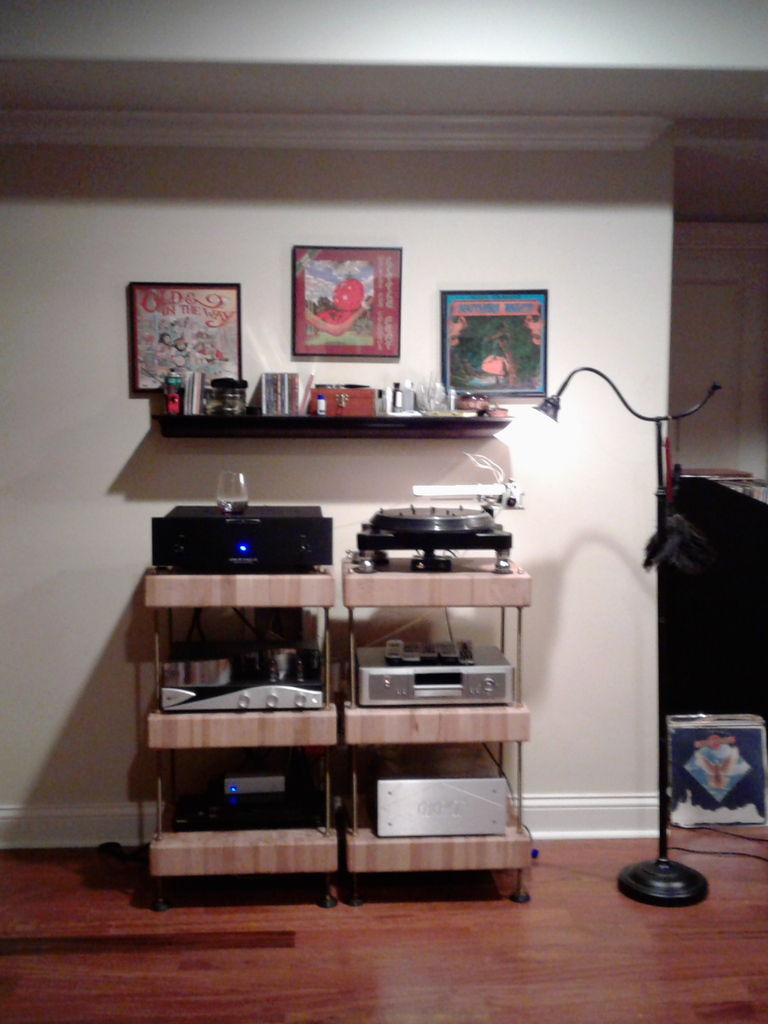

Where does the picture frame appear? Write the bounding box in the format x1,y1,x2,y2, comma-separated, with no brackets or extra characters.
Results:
441,289,548,398
292,246,402,358
128,282,242,393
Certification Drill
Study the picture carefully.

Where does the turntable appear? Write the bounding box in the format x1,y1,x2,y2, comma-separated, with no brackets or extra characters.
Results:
355,505,513,574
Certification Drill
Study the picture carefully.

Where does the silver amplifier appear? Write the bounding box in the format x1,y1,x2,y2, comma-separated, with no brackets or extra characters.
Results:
161,683,324,712
356,644,513,706
377,777,508,836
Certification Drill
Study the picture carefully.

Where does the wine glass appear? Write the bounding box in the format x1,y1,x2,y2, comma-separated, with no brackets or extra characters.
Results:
216,471,248,514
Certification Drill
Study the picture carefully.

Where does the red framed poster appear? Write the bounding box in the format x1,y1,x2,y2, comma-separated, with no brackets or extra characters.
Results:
292,246,401,358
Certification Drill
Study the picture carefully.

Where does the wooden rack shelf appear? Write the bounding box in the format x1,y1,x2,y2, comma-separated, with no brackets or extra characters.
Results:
148,709,338,749
150,829,338,877
344,704,530,745
145,567,335,609
343,558,531,609
144,569,338,904
155,414,510,440
345,825,530,874
342,555,532,901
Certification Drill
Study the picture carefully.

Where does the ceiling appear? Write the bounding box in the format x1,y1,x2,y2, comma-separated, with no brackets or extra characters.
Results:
2,58,767,219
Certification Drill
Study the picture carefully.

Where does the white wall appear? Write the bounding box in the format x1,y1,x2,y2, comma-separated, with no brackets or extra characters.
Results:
3,0,767,67
671,225,768,479
0,140,673,846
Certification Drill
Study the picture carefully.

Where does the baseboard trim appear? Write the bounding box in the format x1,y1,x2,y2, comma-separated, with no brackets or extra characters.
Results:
523,793,659,839
0,803,156,850
0,794,658,849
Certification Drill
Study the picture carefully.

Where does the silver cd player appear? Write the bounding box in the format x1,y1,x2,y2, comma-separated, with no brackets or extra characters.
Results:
356,643,513,706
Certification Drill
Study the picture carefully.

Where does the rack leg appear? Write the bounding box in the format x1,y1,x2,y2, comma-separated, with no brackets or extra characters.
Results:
509,868,531,903
152,877,171,912
318,872,338,908
347,872,364,906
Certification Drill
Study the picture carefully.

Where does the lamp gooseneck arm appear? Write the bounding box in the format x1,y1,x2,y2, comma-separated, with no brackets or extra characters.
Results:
669,382,722,422
553,367,661,422
552,366,721,425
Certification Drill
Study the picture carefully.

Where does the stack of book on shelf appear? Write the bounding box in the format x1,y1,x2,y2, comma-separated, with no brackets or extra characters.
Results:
256,372,313,415
183,371,206,414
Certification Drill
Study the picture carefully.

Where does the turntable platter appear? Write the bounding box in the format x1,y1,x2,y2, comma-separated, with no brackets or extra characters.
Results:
368,506,496,534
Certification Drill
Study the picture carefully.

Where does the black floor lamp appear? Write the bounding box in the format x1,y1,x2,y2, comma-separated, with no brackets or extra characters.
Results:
535,367,721,907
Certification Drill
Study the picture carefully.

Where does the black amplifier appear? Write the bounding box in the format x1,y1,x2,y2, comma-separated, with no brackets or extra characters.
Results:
152,505,333,573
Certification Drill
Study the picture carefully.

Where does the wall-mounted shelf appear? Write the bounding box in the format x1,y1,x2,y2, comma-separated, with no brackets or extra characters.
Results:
155,414,510,440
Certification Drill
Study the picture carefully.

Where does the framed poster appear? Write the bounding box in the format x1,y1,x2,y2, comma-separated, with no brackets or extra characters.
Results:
129,282,241,392
441,290,547,398
292,246,401,358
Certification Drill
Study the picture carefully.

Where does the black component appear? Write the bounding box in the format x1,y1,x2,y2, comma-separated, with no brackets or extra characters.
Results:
436,642,459,663
378,640,474,666
368,506,496,534
384,639,404,663
356,505,512,571
173,752,323,831
411,553,453,572
458,641,475,665
152,504,332,573
401,643,423,663
420,644,438,664
168,642,323,686
665,476,768,724
173,791,322,831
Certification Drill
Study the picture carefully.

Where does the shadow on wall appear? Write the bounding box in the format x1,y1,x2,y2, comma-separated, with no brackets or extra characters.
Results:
107,421,505,507
5,574,157,847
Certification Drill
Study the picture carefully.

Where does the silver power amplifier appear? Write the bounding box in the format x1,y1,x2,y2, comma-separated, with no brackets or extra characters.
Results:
377,777,508,836
161,683,324,712
356,644,513,706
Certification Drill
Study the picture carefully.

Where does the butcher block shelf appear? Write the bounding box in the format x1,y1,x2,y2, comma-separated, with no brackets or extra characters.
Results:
344,704,530,745
345,825,530,874
150,829,338,877
343,557,531,609
148,709,338,749
145,567,335,609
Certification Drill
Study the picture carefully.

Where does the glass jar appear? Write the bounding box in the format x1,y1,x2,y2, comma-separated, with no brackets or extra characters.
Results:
207,378,248,416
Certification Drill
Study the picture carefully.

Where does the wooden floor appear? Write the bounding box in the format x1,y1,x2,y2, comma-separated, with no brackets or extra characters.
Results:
0,828,767,1023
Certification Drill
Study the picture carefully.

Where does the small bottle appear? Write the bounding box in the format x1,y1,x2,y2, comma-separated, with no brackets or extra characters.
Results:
402,378,415,412
392,382,403,412
164,371,183,415
316,393,327,416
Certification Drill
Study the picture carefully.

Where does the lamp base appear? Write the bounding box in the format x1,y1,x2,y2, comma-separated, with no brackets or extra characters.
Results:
617,857,708,907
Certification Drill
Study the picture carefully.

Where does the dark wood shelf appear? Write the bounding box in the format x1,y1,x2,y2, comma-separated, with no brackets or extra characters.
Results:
155,414,511,439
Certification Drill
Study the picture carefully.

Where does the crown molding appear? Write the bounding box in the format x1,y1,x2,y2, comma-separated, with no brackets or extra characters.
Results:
0,109,670,151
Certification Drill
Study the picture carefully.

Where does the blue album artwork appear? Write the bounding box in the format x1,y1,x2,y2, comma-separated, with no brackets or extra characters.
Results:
669,718,767,826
